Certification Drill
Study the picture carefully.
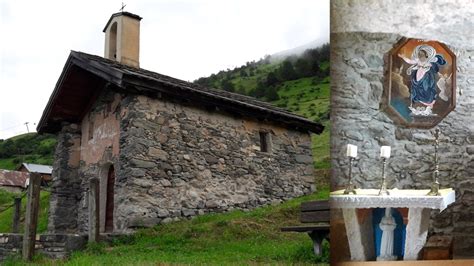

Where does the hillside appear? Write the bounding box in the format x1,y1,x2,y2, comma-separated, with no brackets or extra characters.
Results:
194,44,330,169
0,133,56,170
0,189,50,234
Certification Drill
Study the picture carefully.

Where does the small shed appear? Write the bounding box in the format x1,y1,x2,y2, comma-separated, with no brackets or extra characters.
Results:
17,163,53,186
0,169,29,193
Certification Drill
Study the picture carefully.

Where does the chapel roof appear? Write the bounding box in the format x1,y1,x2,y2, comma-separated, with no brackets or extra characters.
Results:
37,51,324,134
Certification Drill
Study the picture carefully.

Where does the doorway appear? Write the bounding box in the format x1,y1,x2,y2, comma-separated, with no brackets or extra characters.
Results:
105,165,115,232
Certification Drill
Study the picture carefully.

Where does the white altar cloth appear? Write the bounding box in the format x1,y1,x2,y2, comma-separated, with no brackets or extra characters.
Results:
330,188,456,261
330,188,455,211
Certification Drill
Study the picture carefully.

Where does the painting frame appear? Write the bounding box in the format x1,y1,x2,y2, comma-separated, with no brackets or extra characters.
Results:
383,38,456,129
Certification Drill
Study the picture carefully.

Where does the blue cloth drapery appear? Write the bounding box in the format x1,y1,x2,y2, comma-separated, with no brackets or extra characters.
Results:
410,55,446,104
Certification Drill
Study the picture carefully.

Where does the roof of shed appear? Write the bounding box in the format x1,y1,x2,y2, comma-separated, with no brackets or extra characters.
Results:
37,51,324,134
18,163,53,175
0,170,29,188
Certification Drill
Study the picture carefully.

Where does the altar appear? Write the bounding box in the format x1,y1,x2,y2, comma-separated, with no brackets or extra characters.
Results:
330,188,455,261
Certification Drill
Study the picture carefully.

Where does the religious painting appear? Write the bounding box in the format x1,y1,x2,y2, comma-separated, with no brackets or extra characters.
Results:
383,38,456,128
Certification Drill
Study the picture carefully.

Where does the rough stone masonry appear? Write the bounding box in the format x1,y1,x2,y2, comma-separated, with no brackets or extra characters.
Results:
331,0,474,256
50,88,316,234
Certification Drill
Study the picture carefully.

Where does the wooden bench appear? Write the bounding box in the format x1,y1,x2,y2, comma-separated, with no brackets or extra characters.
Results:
281,200,330,255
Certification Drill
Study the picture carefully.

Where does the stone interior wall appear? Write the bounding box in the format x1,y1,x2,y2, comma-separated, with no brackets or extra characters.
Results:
0,233,87,261
331,0,474,256
113,94,315,231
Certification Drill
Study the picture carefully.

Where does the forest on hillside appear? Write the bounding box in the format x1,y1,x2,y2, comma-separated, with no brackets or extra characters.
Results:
194,44,330,101
0,133,56,169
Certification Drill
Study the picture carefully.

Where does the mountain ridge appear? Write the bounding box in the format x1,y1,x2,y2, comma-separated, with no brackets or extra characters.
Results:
270,38,328,62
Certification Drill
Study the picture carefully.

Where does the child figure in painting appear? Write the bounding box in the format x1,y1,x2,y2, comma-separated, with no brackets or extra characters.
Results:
398,45,446,116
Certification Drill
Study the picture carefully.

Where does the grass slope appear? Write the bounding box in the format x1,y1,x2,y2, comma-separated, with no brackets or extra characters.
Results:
274,76,330,169
0,189,50,233
4,187,329,265
231,62,282,94
0,133,56,170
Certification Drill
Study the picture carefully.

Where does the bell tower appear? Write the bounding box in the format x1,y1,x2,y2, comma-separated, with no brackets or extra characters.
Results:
103,12,142,68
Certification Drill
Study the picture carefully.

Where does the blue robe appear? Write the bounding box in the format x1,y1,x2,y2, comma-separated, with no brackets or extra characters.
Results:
410,55,446,104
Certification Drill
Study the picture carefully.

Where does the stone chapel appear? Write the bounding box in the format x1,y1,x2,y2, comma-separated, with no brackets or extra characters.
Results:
37,12,323,233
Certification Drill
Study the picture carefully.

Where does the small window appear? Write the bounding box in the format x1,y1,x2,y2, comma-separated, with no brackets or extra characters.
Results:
259,131,272,152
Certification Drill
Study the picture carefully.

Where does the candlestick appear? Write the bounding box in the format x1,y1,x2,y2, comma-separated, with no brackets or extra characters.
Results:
346,144,358,158
427,128,441,196
378,157,389,196
344,157,357,195
380,146,391,159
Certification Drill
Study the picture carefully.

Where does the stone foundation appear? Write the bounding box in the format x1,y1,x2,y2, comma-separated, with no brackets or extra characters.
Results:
0,233,87,261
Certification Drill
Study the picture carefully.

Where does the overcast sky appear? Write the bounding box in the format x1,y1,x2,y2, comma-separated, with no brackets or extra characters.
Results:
0,0,329,139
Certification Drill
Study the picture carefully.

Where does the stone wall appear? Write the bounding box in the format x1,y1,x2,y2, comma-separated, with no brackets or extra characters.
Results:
76,90,122,233
110,94,315,231
331,0,474,256
65,89,316,233
48,123,82,233
0,233,87,261
49,89,123,234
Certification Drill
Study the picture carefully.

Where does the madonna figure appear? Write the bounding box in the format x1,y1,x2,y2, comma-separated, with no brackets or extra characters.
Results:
398,45,447,116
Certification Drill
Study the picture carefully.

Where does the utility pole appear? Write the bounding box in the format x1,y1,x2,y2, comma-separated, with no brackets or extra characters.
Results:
24,122,30,133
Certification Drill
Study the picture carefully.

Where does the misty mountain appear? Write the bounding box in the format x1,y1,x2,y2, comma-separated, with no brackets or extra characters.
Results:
269,38,328,62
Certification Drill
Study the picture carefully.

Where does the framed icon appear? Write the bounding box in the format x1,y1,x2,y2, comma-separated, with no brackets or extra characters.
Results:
383,38,456,128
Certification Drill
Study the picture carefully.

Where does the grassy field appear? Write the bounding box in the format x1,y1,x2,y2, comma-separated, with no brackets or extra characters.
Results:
3,187,329,265
0,189,50,234
231,62,282,94
0,158,17,170
274,76,331,169
312,123,330,170
0,133,56,170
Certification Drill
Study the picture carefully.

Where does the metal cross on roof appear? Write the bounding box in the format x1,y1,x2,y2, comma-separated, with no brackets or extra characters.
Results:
120,2,126,12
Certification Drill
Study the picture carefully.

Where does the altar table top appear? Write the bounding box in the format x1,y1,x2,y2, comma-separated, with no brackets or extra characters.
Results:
330,188,455,211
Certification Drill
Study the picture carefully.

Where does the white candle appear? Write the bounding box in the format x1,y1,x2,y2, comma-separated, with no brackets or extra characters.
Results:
346,144,358,158
380,146,391,159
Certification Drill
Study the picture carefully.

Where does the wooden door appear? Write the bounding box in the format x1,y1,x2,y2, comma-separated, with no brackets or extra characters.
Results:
105,165,115,232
